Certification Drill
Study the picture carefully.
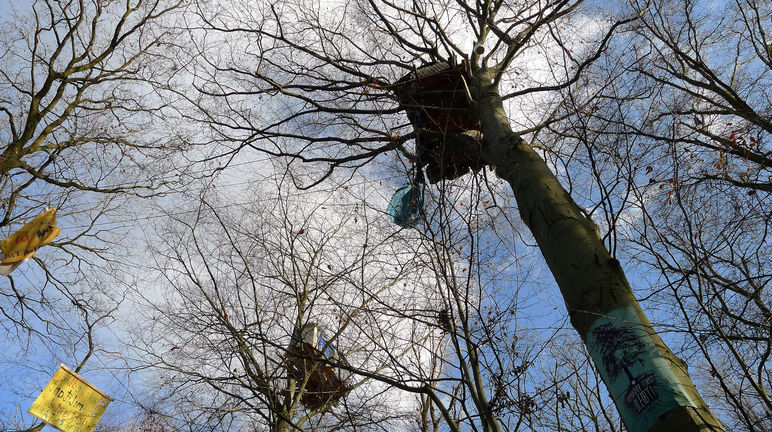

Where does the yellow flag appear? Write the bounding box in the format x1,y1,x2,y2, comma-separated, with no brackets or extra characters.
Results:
0,208,60,265
28,364,113,432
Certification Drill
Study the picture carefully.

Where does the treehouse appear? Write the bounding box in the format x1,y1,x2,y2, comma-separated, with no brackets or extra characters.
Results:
394,60,487,183
285,323,352,410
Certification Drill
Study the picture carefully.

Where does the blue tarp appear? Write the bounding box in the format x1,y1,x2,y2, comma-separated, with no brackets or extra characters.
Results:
388,185,423,228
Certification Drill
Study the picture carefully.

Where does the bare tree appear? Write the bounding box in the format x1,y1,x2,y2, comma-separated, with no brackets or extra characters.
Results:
169,0,727,429
0,0,186,218
542,1,772,429
126,171,432,431
0,1,188,429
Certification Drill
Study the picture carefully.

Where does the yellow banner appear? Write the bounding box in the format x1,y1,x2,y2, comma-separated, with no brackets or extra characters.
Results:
28,364,113,432
0,208,60,265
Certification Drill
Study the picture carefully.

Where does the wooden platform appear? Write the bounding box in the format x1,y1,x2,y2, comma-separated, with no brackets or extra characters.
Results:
285,343,352,410
395,61,487,183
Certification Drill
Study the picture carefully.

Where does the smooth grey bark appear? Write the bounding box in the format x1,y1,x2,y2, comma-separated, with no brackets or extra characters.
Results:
468,77,725,432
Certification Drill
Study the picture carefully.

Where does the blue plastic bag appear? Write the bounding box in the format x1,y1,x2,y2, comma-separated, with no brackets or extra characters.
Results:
388,185,423,228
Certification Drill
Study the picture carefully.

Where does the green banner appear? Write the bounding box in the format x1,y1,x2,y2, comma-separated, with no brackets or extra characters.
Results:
585,306,694,432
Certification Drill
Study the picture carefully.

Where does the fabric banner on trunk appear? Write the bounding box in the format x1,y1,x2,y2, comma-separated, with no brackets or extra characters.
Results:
585,306,695,432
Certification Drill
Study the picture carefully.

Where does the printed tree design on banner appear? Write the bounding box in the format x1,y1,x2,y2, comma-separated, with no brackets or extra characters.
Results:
593,323,647,384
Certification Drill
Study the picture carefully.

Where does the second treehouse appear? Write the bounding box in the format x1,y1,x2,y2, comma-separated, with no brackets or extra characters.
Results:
285,323,352,410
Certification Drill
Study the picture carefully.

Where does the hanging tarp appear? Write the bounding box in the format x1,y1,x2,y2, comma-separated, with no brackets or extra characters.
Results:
0,208,60,267
387,185,423,228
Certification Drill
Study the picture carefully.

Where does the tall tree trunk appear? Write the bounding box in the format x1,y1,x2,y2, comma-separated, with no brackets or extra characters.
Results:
275,409,292,432
471,79,724,432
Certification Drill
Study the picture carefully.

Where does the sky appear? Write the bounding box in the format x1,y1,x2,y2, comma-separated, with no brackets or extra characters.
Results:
0,0,627,428
1,0,766,430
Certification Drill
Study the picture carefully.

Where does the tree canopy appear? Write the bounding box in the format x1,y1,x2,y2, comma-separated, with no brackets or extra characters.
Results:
1,0,768,431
